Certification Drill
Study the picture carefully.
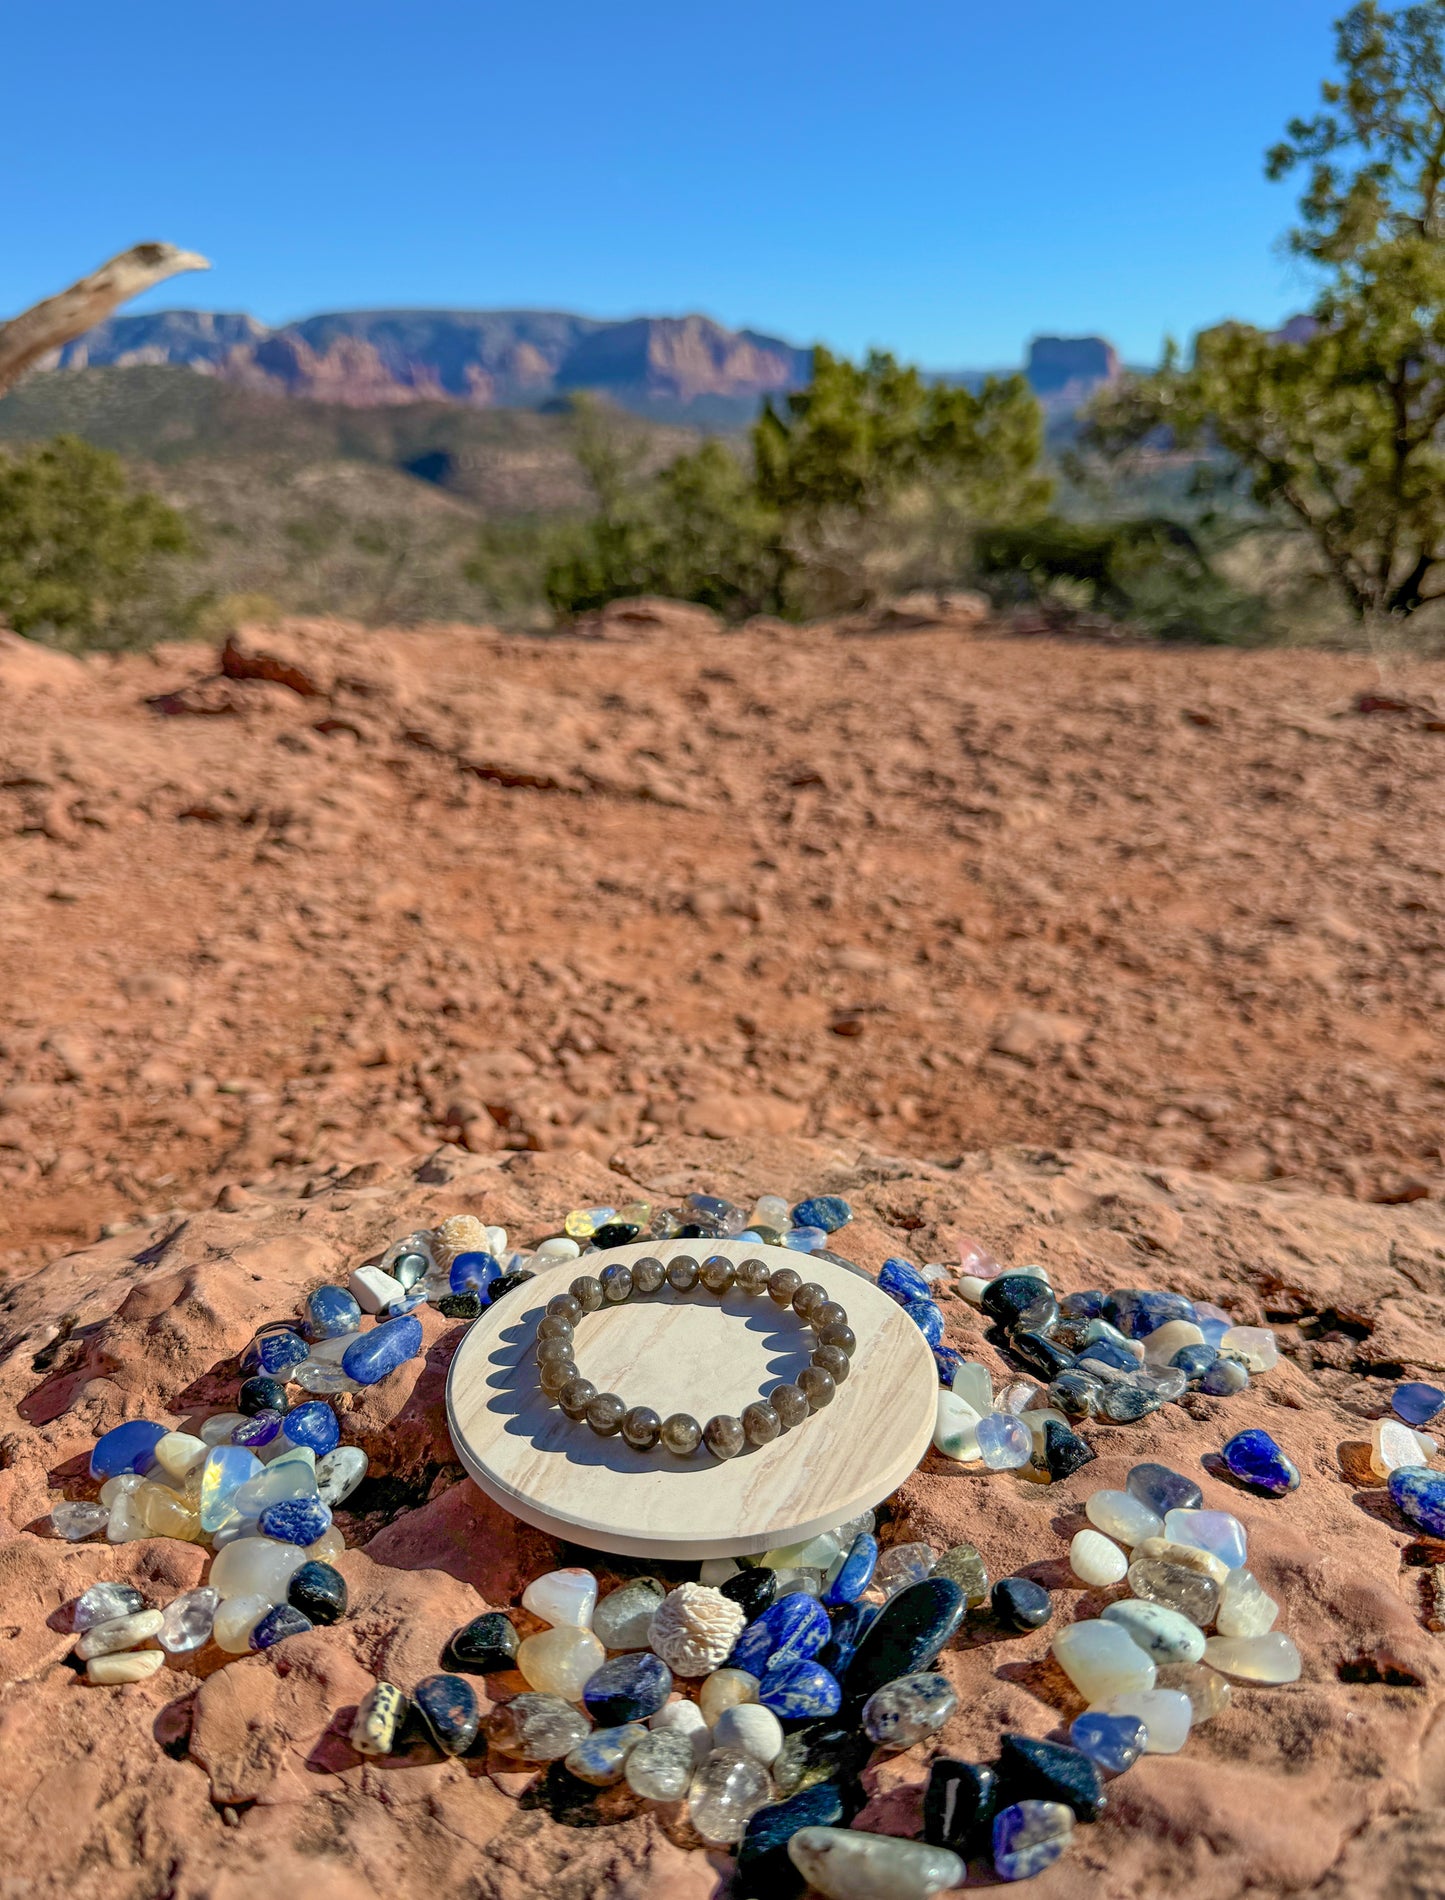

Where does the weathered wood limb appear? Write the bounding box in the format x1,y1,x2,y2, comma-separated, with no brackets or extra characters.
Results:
0,242,210,397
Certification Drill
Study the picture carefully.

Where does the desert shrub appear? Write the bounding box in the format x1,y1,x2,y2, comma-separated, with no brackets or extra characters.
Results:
0,434,189,647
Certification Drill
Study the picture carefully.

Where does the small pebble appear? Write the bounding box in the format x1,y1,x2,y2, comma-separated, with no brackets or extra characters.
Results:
1069,1709,1145,1775
250,1604,314,1650
516,1625,606,1700
1126,1461,1202,1516
76,1609,165,1660
287,1560,347,1626
1202,1632,1302,1683
992,1801,1075,1882
923,1757,998,1855
1085,1489,1163,1547
351,1681,409,1756
1163,1507,1248,1569
1052,1621,1157,1701
992,1577,1052,1631
159,1587,220,1654
1069,1529,1127,1587
1221,1428,1300,1496
699,1666,760,1725
1097,1686,1193,1752
861,1670,956,1747
582,1650,672,1726
87,1649,167,1685
1215,1568,1279,1638
788,1827,965,1900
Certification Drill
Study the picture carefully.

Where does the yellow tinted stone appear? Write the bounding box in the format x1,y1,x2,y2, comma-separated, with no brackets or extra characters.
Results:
517,1626,606,1701
134,1480,203,1541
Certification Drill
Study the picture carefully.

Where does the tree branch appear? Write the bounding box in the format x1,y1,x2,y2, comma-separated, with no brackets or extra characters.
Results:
0,243,210,397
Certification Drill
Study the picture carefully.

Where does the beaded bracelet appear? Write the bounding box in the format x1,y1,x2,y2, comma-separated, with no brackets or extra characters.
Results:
534,1254,857,1459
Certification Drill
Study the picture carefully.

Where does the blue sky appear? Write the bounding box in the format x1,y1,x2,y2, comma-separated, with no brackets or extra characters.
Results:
2,0,1342,368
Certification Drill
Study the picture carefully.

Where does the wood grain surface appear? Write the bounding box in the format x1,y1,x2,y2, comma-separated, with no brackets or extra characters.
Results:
445,1239,937,1558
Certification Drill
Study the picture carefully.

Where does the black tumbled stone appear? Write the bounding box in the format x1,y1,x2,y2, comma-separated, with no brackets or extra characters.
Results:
981,1274,1050,1330
238,1375,288,1417
818,1600,876,1678
923,1757,998,1854
483,1270,534,1305
991,1575,1053,1632
720,1566,779,1620
1048,1370,1103,1418
591,1221,642,1249
735,1782,847,1898
997,1731,1106,1823
286,1560,347,1626
1012,1330,1077,1380
1043,1418,1098,1482
412,1673,481,1756
445,1610,519,1675
841,1577,966,1706
436,1292,483,1320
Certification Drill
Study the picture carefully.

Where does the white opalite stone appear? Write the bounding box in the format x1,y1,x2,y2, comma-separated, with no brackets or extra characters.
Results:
1163,1508,1247,1569
1142,1320,1205,1364
1097,1687,1193,1752
522,1567,598,1629
151,1432,209,1480
1069,1529,1128,1586
1084,1489,1163,1546
1215,1569,1279,1638
713,1702,784,1766
348,1265,405,1314
951,1360,993,1416
76,1609,164,1659
210,1533,307,1602
933,1391,982,1462
1053,1620,1157,1700
1220,1325,1278,1370
1372,1417,1424,1479
87,1649,166,1685
1203,1632,1301,1682
533,1237,582,1262
213,1594,271,1653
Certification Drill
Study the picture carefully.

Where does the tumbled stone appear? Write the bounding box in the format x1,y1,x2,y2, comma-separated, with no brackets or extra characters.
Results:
951,1360,994,1416
1215,1567,1279,1637
1126,1462,1202,1516
1085,1489,1163,1547
1372,1417,1425,1479
590,1576,665,1650
87,1649,167,1685
1142,1319,1205,1364
822,1532,879,1607
1102,1599,1206,1664
74,1582,145,1631
278,1402,340,1457
1164,1507,1248,1568
998,1731,1105,1822
624,1727,696,1800
844,1577,967,1704
446,1610,518,1674
210,1532,307,1602
1070,1530,1128,1586
789,1826,964,1899
932,1543,989,1605
1105,1289,1195,1338
982,1274,1050,1330
1052,1621,1157,1701
719,1568,778,1621
992,1577,1053,1631
688,1747,773,1844
152,1587,218,1655
522,1566,598,1629
1203,1632,1302,1682
90,1419,167,1480
1097,1686,1193,1751
1393,1382,1445,1427
151,1431,209,1481
1202,1355,1251,1395
1127,1558,1220,1628
992,1799,1075,1880
411,1672,481,1754
699,1666,760,1724
76,1609,164,1659
731,1592,830,1675
818,1601,876,1679
1389,1465,1445,1536
714,1701,784,1766
975,1412,1033,1471
1042,1420,1096,1482
1069,1709,1144,1775
1131,1536,1229,1586
251,1603,313,1650
923,1757,998,1854
287,1560,347,1626
258,1494,332,1546
737,1783,848,1897
198,1445,263,1532
879,1258,932,1306
760,1658,842,1719
486,1691,590,1760
517,1625,606,1701
583,1650,671,1725
214,1595,271,1653
351,1680,409,1755
793,1196,851,1233
872,1542,937,1598
1219,1325,1278,1370
565,1721,647,1785
232,1451,317,1521
314,1444,368,1507
341,1315,423,1385
862,1670,956,1747
51,1500,110,1541
238,1375,289,1419
1222,1428,1300,1496
1154,1660,1233,1722
306,1284,362,1339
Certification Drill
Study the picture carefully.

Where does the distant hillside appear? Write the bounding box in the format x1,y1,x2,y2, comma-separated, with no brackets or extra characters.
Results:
37,305,1121,426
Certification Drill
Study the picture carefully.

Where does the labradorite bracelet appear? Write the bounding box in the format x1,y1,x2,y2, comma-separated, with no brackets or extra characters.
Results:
535,1255,857,1458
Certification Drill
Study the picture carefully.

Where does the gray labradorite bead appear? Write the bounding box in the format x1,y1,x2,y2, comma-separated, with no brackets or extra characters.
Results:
569,1275,604,1311
667,1255,700,1291
621,1406,662,1450
771,1383,809,1429
540,1357,577,1395
631,1256,666,1294
817,1322,856,1357
792,1282,828,1319
812,1300,848,1331
559,1376,596,1419
536,1335,575,1367
798,1366,836,1410
743,1400,781,1446
586,1392,627,1435
768,1267,802,1305
547,1293,583,1324
736,1257,770,1294
701,1254,737,1293
661,1412,703,1455
536,1314,574,1342
600,1265,633,1303
704,1414,747,1459
812,1345,850,1384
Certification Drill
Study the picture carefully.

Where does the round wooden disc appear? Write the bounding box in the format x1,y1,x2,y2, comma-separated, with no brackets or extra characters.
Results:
445,1239,937,1559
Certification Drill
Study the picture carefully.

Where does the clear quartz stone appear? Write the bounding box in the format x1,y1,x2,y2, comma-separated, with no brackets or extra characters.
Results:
159,1587,221,1653
1371,1417,1422,1478
593,1578,667,1650
98,1473,145,1506
873,1542,937,1598
74,1582,145,1630
951,1360,994,1415
106,1488,149,1543
625,1728,696,1800
51,1500,110,1541
1215,1568,1279,1638
151,1432,209,1480
1220,1325,1278,1369
687,1748,772,1844
1052,1621,1158,1700
516,1626,606,1700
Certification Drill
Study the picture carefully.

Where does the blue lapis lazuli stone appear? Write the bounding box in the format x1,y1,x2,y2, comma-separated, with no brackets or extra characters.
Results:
823,1533,878,1607
306,1285,362,1340
757,1658,841,1719
231,1409,285,1449
1221,1428,1300,1496
384,1294,429,1319
242,1327,308,1376
1389,1466,1445,1537
342,1315,423,1385
731,1592,830,1675
879,1258,931,1306
1393,1382,1445,1427
1104,1289,1197,1339
279,1401,340,1457
450,1251,501,1294
258,1494,333,1545
250,1603,313,1649
903,1298,945,1347
791,1196,851,1233
1070,1709,1146,1775
817,1600,876,1678
933,1345,962,1385
89,1419,167,1480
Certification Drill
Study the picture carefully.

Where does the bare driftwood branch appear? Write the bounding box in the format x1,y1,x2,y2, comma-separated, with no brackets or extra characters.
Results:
0,242,210,398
